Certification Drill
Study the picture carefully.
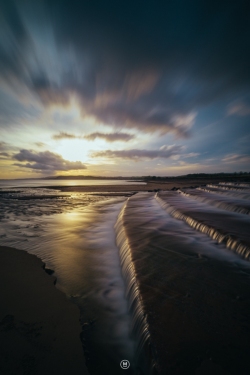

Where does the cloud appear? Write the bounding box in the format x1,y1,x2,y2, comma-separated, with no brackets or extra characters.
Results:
84,132,135,142
184,153,200,158
12,149,87,171
35,142,46,147
222,154,250,163
1,0,249,137
0,141,18,153
52,132,77,140
89,102,197,136
0,152,9,160
227,102,250,117
91,144,183,161
0,142,8,151
52,131,135,142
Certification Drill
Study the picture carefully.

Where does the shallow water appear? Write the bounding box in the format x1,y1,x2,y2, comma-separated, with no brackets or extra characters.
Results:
0,178,146,188
1,183,250,374
0,190,137,374
120,191,250,374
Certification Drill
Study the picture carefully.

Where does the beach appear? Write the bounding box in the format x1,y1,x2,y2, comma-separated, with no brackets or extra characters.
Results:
1,179,250,374
38,180,241,193
0,246,89,375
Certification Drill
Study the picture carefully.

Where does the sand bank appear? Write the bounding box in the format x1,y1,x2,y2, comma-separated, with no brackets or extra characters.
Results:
0,246,89,375
38,182,196,193
39,178,239,193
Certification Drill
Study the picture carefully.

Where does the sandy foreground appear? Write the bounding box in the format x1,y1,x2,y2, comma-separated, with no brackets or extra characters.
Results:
0,246,89,375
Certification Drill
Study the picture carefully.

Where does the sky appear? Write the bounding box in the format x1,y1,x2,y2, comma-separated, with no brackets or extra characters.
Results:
0,0,250,178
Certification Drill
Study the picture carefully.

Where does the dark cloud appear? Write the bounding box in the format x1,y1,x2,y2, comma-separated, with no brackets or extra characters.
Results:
91,145,183,161
12,149,87,171
0,151,9,159
0,1,31,81
35,142,46,147
84,132,135,142
1,0,249,136
52,132,76,140
0,141,18,153
52,131,135,142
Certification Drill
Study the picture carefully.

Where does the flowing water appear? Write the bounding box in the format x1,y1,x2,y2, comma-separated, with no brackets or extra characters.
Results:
1,182,250,374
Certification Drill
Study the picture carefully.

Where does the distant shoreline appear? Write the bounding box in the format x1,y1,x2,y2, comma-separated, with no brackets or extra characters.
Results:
1,172,250,182
1,175,250,193
35,176,250,193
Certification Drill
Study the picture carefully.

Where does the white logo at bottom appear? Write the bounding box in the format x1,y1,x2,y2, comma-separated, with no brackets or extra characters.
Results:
120,360,130,369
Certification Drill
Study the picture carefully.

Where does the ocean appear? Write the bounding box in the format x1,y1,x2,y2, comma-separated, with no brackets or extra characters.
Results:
0,181,250,374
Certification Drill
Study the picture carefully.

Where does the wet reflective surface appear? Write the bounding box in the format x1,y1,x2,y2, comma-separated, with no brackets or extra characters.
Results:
0,179,146,188
1,183,250,374
0,190,137,374
121,191,250,374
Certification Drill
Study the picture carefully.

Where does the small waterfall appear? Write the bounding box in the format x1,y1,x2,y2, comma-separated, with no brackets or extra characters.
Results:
218,182,250,188
197,186,250,200
115,200,158,375
178,190,250,215
207,184,250,192
156,194,250,261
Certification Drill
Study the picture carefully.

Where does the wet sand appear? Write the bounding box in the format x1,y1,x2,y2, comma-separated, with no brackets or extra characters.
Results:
37,181,200,193
1,180,250,375
0,246,89,375
35,177,250,193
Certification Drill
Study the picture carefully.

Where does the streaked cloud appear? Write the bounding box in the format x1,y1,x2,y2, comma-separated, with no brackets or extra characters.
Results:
12,149,87,172
0,152,9,160
1,0,248,138
0,142,8,151
52,131,135,142
52,132,77,140
184,153,200,158
35,142,46,147
91,144,183,161
0,0,249,177
227,102,250,117
84,132,135,142
222,154,250,163
0,141,18,153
